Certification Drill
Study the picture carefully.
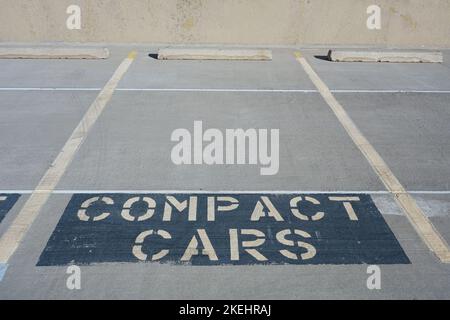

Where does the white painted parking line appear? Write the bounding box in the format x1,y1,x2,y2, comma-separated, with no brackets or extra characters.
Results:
1,189,450,195
0,88,316,92
0,190,390,194
1,88,450,93
331,90,450,94
295,51,450,263
0,51,137,264
117,88,317,92
0,87,102,91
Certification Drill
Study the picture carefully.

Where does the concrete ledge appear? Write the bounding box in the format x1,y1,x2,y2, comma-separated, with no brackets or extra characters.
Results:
329,50,443,63
157,48,272,60
0,47,109,59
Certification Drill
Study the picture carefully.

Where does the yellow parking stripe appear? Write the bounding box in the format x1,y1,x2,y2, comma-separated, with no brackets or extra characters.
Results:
295,51,450,263
0,51,137,264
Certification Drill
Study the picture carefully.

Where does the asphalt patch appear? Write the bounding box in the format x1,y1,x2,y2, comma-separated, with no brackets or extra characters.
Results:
37,193,410,266
0,194,20,224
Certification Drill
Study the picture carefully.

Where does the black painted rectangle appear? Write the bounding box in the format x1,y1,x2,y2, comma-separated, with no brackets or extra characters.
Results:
37,193,410,266
0,194,20,224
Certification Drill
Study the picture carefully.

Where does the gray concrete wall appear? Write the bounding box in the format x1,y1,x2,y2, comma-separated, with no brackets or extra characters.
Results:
0,0,449,47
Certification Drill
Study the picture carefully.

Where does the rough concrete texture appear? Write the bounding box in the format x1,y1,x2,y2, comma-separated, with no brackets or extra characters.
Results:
157,48,272,60
0,0,449,47
329,50,444,63
1,48,450,298
0,47,109,59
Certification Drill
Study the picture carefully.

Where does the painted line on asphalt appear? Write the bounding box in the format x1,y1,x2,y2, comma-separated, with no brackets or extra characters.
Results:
331,90,450,94
0,190,391,195
0,87,450,94
117,88,317,92
1,190,450,195
0,88,316,93
0,51,137,265
0,87,102,91
295,51,450,263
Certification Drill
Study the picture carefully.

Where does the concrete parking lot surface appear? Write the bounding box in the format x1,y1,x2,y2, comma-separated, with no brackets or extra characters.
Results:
0,47,449,299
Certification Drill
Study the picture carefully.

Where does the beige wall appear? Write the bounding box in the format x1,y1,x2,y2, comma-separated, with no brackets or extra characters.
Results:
0,0,449,47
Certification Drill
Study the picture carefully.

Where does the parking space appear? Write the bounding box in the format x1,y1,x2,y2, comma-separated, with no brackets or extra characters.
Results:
0,91,96,189
0,47,449,299
304,50,450,92
119,49,315,90
334,92,450,191
0,48,126,89
414,194,450,245
0,193,448,299
56,91,381,191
